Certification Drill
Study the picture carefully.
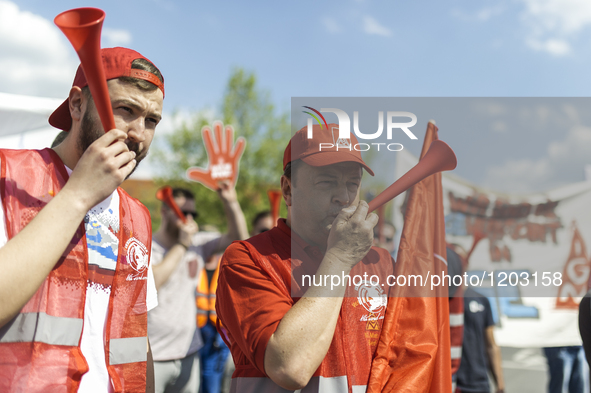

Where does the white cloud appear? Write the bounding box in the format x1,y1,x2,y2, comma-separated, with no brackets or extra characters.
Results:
452,6,505,22
102,28,133,47
362,16,392,37
527,38,571,56
0,1,77,98
322,17,341,34
484,124,591,192
520,0,591,56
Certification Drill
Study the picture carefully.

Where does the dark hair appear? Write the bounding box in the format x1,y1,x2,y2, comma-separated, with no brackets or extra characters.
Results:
283,159,301,185
119,58,164,91
171,188,195,200
82,58,164,99
252,210,272,227
51,131,68,148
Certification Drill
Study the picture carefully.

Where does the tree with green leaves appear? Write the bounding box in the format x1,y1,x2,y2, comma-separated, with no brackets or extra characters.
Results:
150,68,290,232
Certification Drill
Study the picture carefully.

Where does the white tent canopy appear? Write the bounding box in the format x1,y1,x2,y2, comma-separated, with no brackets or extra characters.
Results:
0,92,63,149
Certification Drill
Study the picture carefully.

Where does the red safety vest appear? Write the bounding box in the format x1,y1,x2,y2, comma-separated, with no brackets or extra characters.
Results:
0,148,152,393
196,262,220,328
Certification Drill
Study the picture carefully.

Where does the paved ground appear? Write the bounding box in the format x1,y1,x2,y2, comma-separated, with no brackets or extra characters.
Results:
501,347,548,392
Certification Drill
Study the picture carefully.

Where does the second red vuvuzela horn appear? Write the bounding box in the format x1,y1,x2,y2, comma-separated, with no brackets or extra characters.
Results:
367,140,457,213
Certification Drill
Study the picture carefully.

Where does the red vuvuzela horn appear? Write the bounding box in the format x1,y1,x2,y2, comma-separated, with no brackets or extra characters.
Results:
367,140,457,213
156,186,187,224
55,8,115,132
267,190,282,226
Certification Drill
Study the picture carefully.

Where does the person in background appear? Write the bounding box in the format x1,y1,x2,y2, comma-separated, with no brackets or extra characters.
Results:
456,283,505,393
149,184,248,393
578,290,591,392
447,244,466,392
198,252,231,393
542,345,588,393
251,210,274,236
373,220,396,256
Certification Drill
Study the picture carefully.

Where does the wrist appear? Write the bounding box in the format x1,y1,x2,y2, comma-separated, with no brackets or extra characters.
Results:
175,242,189,250
222,197,239,207
323,249,354,273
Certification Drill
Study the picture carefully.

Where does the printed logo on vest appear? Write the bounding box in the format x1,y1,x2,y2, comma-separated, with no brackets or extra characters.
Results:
356,280,388,325
125,237,149,281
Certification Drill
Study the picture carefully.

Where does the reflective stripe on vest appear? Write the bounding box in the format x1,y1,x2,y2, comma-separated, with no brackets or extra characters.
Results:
0,149,151,393
230,376,357,393
449,313,464,327
0,312,82,346
450,346,462,359
109,336,148,365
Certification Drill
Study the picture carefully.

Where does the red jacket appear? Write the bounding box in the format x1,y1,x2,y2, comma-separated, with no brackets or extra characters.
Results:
0,148,152,393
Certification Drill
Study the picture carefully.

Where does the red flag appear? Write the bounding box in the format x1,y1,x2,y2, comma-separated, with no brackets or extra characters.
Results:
367,121,452,392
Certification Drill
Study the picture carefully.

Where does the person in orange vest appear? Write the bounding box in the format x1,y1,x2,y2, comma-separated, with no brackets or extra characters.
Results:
0,47,164,392
215,124,394,392
196,253,230,393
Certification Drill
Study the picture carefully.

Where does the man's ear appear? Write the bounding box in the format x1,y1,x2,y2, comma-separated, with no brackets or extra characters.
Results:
68,86,84,123
280,175,292,207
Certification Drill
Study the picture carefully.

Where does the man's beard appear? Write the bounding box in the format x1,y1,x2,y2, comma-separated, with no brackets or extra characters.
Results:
78,110,148,178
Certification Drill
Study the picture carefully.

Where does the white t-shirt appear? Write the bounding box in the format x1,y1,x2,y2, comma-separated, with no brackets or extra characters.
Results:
148,231,220,361
0,164,158,393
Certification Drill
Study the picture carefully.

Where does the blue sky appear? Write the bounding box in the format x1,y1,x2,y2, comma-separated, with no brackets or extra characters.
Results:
1,0,591,191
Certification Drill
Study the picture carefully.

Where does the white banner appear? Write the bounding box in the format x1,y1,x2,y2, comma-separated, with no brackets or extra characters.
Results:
394,148,591,347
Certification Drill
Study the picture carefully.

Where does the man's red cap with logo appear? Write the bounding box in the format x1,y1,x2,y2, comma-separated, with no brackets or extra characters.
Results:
49,47,165,131
283,123,374,176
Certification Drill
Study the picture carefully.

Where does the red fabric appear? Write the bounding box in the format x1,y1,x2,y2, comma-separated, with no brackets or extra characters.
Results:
49,47,164,131
0,148,151,393
215,219,394,390
367,123,452,392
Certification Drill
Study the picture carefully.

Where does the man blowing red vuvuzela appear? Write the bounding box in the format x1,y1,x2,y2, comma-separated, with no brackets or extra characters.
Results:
215,123,396,392
0,47,164,392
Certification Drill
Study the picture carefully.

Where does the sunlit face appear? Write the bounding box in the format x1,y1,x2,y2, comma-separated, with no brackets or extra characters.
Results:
78,79,163,175
288,161,362,248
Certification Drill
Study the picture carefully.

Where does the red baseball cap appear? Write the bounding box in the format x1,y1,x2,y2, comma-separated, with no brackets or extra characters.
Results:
283,123,374,176
49,47,165,131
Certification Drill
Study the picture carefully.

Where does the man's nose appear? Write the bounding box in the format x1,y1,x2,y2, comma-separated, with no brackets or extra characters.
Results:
332,183,350,206
126,117,146,143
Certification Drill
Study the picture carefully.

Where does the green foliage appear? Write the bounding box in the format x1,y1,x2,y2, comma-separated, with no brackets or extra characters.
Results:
151,68,290,233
